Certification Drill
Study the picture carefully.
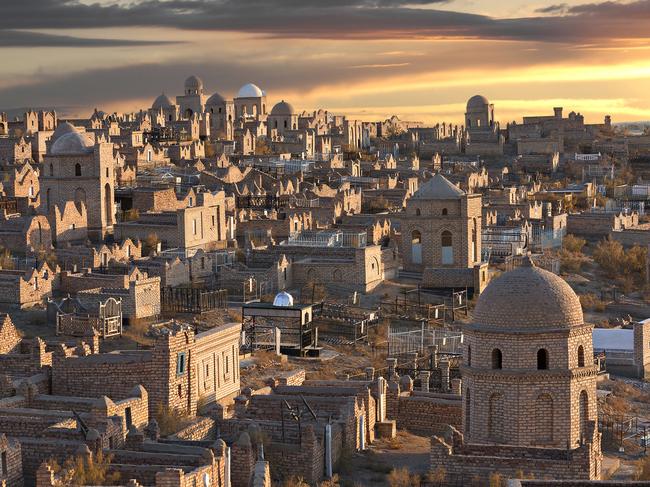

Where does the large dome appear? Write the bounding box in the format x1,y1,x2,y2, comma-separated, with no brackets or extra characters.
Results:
271,100,295,116
50,122,77,142
237,83,264,98
473,257,583,331
467,95,489,110
152,93,174,109
50,131,94,156
185,75,203,90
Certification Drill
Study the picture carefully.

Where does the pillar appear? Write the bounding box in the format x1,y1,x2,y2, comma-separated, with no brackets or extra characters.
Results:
440,358,450,392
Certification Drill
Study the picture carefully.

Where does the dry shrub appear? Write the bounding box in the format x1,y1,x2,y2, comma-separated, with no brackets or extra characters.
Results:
48,451,120,485
427,467,446,483
387,467,420,487
636,455,650,480
563,234,586,253
155,404,189,437
489,472,505,487
594,238,647,283
579,293,606,312
283,477,309,487
386,436,403,450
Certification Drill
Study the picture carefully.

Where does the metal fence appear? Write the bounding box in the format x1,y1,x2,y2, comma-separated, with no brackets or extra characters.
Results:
161,287,228,314
388,326,463,357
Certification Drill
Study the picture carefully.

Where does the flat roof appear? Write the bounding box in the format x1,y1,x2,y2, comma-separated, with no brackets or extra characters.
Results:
593,328,633,352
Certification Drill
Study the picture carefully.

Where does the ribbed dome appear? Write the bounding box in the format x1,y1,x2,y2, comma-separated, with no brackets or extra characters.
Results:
185,75,203,89
271,100,295,116
50,131,94,156
273,291,294,307
206,92,226,105
473,257,583,331
152,93,174,109
467,95,489,110
50,122,77,142
237,83,264,98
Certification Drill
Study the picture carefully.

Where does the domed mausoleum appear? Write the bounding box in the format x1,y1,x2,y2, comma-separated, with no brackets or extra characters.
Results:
431,256,602,481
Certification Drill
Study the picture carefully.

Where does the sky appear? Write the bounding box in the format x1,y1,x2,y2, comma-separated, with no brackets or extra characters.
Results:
2,0,650,124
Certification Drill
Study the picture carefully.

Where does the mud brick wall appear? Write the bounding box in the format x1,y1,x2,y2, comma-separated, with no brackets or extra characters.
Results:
17,438,89,485
172,417,216,441
430,436,600,483
396,393,462,436
0,316,21,354
0,434,22,487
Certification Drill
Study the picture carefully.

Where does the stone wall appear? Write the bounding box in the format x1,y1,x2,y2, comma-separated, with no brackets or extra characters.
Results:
0,316,21,355
0,434,22,487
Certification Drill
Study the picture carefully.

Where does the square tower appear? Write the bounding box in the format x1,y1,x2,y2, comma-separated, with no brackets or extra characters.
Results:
399,173,488,294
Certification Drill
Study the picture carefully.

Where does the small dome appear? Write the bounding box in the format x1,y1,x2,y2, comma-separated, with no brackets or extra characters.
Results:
473,257,583,332
467,95,489,110
206,92,226,106
271,100,295,116
50,131,94,156
185,75,203,90
50,122,77,142
273,291,294,307
152,93,174,110
237,83,264,98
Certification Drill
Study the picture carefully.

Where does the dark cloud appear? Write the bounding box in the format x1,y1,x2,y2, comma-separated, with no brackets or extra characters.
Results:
535,4,569,14
0,30,179,47
1,0,649,44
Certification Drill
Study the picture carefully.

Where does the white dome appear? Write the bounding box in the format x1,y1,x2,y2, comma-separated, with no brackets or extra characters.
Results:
50,131,94,156
237,83,264,98
273,291,294,307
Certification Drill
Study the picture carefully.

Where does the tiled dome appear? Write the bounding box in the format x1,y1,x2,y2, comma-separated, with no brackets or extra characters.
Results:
473,256,583,331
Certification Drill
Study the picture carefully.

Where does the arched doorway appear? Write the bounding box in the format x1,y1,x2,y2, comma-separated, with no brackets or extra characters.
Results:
411,230,422,265
441,231,453,265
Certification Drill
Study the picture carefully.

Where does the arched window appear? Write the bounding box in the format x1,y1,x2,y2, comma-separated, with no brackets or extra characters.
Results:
411,230,422,265
579,390,589,441
441,230,453,265
284,120,288,129
49,163,53,176
75,163,81,176
537,349,549,370
467,345,472,367
491,348,502,369
488,392,504,442
415,208,421,216
577,345,585,367
442,208,448,216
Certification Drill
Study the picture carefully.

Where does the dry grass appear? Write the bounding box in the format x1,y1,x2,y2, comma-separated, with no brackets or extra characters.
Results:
122,318,153,346
387,467,420,487
579,293,607,312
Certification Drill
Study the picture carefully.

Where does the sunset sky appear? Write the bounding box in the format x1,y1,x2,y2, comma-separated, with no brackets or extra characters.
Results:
3,0,650,124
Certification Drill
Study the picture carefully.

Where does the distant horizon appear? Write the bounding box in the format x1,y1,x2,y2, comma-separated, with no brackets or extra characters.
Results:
4,1,650,125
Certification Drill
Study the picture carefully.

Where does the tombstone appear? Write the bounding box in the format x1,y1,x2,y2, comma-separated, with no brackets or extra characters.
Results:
365,367,375,381
376,376,387,422
386,357,398,381
440,358,450,392
419,370,431,392
324,423,333,479
274,327,281,356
